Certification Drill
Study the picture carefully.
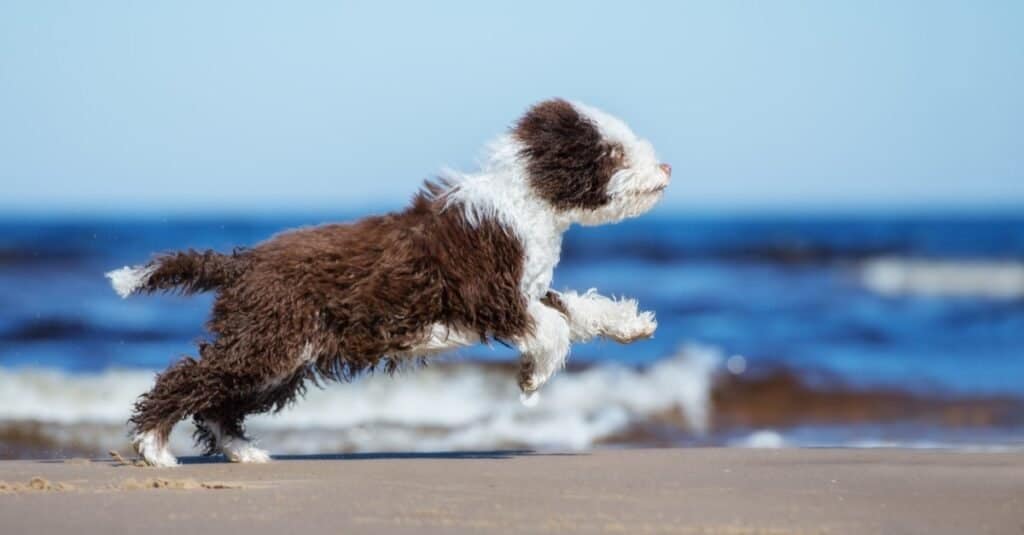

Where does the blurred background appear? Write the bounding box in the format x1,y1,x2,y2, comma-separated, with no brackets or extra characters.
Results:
1,1,1022,458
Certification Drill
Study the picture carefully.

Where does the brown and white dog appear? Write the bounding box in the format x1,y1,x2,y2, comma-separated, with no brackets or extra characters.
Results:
107,99,670,467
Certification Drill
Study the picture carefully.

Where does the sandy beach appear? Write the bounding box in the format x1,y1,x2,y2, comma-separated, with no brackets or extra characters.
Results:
0,448,1021,534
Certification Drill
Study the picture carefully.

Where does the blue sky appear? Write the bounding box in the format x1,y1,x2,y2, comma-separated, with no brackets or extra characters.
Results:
1,1,1021,214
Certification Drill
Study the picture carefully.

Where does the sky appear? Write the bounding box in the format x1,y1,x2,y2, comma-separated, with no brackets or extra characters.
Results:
1,1,1022,215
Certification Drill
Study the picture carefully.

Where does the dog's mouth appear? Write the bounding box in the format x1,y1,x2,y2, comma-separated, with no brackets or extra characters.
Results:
635,184,668,196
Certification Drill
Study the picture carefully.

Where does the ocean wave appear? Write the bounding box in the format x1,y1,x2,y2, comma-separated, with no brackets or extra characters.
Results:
0,346,721,457
2,346,1022,459
859,258,1024,299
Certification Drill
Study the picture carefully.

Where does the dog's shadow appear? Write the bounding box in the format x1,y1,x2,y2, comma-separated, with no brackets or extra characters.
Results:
175,449,580,464
37,450,581,466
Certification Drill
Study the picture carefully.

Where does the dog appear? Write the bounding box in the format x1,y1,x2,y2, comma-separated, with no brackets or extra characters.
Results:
106,99,670,467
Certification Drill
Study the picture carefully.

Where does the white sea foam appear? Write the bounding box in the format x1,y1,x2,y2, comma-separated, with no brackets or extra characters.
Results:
859,258,1024,299
839,440,1024,452
731,429,785,449
0,345,721,455
727,428,1024,452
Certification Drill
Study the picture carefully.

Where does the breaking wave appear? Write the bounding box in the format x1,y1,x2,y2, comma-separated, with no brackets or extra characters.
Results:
859,258,1024,299
0,346,721,458
2,343,1021,459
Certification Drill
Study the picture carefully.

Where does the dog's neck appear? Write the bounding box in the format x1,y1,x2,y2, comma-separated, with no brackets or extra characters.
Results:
444,135,571,301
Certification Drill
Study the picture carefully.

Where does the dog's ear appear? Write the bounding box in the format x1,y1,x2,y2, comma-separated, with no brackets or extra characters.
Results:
513,99,621,210
514,99,592,147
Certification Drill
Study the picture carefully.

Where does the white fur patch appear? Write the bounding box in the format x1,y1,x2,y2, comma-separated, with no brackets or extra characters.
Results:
516,301,571,392
398,323,479,358
105,265,155,298
133,430,178,467
299,341,316,363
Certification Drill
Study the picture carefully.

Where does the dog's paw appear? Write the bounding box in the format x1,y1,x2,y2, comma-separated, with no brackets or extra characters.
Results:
519,368,555,395
518,373,539,394
223,441,271,464
606,311,657,343
519,390,540,407
133,431,179,468
518,359,540,393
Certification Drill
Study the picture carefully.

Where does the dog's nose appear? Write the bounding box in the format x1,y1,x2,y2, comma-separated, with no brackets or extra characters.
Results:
659,163,672,177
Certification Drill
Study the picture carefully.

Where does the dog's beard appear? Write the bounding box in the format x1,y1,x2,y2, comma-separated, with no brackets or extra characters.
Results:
572,172,667,226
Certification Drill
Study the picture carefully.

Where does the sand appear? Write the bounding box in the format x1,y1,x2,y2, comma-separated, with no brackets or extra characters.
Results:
0,448,1021,534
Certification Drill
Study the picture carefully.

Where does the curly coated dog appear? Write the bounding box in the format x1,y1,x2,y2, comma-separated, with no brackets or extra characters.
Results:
106,99,671,466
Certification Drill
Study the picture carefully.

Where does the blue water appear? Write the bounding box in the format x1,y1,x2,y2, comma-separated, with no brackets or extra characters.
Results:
1,213,1022,396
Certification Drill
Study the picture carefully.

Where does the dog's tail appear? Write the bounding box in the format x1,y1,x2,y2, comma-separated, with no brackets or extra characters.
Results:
105,249,249,299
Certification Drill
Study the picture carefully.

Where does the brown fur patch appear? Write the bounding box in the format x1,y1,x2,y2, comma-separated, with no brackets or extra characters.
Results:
513,99,623,210
128,183,533,451
141,249,251,296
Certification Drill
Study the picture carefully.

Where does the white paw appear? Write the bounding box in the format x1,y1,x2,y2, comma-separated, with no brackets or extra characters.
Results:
223,441,271,463
520,371,553,394
133,430,179,468
633,311,658,337
608,311,657,343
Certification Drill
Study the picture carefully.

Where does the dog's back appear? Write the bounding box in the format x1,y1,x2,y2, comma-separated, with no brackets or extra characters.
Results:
213,190,529,378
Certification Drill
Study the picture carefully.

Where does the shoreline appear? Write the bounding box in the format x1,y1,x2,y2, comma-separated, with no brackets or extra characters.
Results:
1,448,1021,534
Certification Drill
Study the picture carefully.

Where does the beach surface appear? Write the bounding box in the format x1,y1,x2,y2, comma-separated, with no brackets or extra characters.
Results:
0,448,1021,534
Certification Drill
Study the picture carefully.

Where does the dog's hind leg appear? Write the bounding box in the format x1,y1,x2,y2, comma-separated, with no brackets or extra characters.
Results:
194,413,271,464
192,362,312,463
129,356,221,467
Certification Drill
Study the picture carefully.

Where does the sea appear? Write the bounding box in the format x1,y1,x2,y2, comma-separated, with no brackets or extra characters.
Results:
1,212,1022,458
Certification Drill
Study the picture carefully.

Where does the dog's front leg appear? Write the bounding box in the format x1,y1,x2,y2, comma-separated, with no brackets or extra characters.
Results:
515,300,571,397
553,289,657,343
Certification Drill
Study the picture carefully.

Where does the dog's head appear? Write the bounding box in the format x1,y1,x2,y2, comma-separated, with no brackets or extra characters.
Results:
513,99,670,226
